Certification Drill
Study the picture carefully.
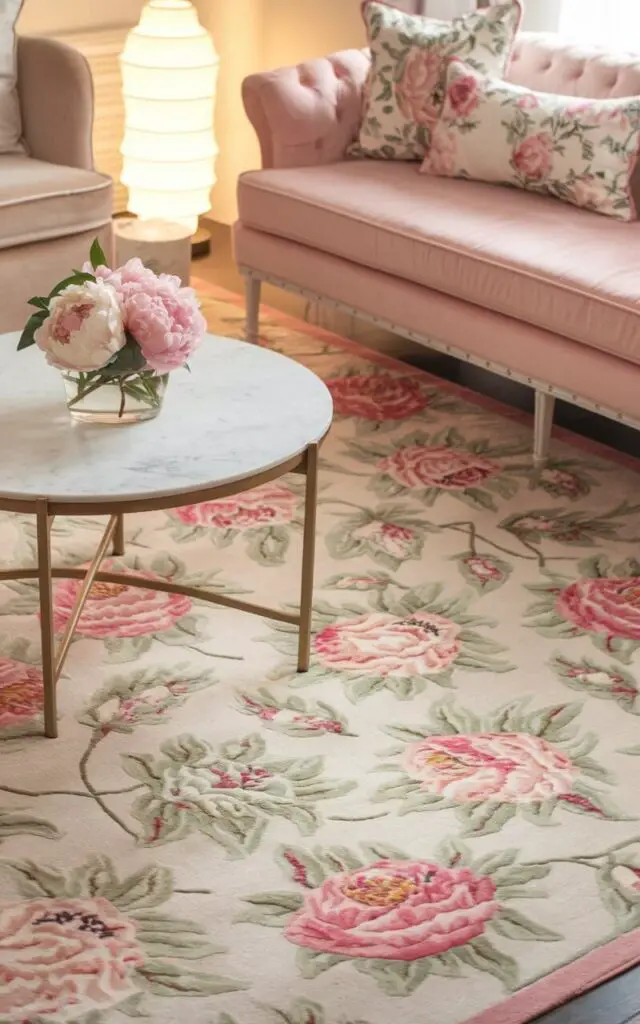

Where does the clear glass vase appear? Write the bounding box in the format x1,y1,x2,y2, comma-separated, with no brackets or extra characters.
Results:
62,370,168,424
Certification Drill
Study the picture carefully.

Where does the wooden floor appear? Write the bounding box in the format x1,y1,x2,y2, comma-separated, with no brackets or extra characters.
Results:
194,221,640,1023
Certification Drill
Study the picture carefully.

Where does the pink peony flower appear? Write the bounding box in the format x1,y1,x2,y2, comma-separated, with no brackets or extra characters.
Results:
285,858,498,960
396,46,443,126
512,132,554,181
0,897,143,1019
557,577,640,641
314,611,461,677
516,94,540,110
422,129,458,176
0,658,43,728
90,258,206,373
175,484,298,530
378,444,499,490
447,72,479,118
326,373,429,421
464,556,505,587
52,560,192,639
352,521,417,560
35,280,125,371
404,732,576,803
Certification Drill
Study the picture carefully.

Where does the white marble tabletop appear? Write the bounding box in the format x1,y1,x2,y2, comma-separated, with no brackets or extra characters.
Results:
0,335,333,505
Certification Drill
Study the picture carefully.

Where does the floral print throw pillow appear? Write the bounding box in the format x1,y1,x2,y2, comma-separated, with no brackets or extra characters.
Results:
352,0,522,161
421,59,640,220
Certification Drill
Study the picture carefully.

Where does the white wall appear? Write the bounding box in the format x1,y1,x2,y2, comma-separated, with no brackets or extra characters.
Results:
18,0,144,34
521,0,561,32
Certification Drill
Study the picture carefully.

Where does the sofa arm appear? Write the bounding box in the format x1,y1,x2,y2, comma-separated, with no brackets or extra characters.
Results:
242,49,370,169
17,37,95,170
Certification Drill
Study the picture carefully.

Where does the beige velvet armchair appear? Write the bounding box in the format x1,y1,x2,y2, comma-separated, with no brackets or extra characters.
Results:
0,37,112,332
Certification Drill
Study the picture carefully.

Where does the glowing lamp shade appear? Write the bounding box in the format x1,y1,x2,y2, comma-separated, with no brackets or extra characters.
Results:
120,0,219,234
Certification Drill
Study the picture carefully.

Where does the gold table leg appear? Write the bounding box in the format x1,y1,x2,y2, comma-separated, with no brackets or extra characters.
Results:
113,513,125,556
298,443,318,672
36,501,57,738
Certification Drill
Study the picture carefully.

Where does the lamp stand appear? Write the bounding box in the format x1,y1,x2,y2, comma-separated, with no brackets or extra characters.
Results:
191,224,211,259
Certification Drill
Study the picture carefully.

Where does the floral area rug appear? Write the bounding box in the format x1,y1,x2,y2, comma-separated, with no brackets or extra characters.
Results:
1,281,640,1024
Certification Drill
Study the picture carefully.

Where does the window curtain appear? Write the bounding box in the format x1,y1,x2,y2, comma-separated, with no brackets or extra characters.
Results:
559,0,640,47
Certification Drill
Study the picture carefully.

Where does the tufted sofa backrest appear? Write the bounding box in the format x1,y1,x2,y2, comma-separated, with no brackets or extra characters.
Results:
508,32,640,98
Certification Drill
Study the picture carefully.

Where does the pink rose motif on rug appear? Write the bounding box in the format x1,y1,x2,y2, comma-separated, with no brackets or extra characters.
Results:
314,612,462,678
0,897,143,1019
404,733,576,803
378,445,499,491
396,47,442,126
175,484,298,530
557,578,640,641
326,373,430,421
0,658,43,729
285,858,498,960
52,562,192,639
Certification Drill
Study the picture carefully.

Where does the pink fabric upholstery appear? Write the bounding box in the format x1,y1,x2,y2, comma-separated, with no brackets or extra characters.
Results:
238,31,640,426
242,50,370,169
238,161,640,366
18,37,95,170
234,223,640,424
0,36,111,332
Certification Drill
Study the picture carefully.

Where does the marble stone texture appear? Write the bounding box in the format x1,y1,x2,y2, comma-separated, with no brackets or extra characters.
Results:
0,335,333,504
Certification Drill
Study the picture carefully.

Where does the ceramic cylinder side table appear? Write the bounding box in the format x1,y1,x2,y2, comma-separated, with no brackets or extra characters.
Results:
0,335,333,738
114,217,192,284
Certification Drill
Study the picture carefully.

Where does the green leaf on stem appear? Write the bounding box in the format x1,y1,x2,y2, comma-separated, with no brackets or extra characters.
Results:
89,237,108,270
102,332,147,377
27,296,49,310
48,272,96,300
17,309,48,350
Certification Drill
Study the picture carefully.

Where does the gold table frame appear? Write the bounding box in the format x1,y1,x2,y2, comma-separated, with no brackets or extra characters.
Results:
0,442,320,739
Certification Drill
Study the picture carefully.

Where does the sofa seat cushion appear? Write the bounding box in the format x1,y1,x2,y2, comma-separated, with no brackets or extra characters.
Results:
237,161,640,367
0,155,112,249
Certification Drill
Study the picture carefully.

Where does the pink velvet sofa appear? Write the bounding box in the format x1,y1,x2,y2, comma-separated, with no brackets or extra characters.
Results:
0,38,113,332
235,32,640,465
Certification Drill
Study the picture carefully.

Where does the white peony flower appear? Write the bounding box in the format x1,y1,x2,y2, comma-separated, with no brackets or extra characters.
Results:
35,279,125,372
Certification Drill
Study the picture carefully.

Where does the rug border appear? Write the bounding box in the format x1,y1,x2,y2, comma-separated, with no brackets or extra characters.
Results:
194,276,640,474
196,274,640,1023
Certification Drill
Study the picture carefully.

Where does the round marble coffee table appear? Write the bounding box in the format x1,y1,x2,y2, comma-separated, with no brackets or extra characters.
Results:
0,335,333,738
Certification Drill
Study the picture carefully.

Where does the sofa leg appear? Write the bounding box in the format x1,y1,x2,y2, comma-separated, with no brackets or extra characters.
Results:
533,391,555,469
244,273,261,344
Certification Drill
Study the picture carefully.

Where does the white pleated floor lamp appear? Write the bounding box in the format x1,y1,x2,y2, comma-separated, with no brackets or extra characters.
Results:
120,0,219,258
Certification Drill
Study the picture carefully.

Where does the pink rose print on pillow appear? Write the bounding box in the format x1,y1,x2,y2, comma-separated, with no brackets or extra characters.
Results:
512,132,554,181
0,897,143,1019
557,577,640,641
175,483,298,530
396,47,442,126
326,374,429,421
314,611,461,677
0,659,43,729
52,561,192,639
285,858,498,960
404,732,576,803
447,73,479,118
378,444,499,490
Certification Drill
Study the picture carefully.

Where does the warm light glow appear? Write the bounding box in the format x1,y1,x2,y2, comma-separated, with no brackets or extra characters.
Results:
120,0,219,234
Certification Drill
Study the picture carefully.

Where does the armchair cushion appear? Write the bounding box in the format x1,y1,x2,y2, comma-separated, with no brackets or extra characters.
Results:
0,0,24,154
0,155,112,249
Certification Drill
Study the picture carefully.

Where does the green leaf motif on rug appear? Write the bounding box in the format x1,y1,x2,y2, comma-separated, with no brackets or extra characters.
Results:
235,687,354,738
0,854,246,1019
373,696,630,835
263,585,514,704
123,732,355,856
524,557,640,664
238,838,560,997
